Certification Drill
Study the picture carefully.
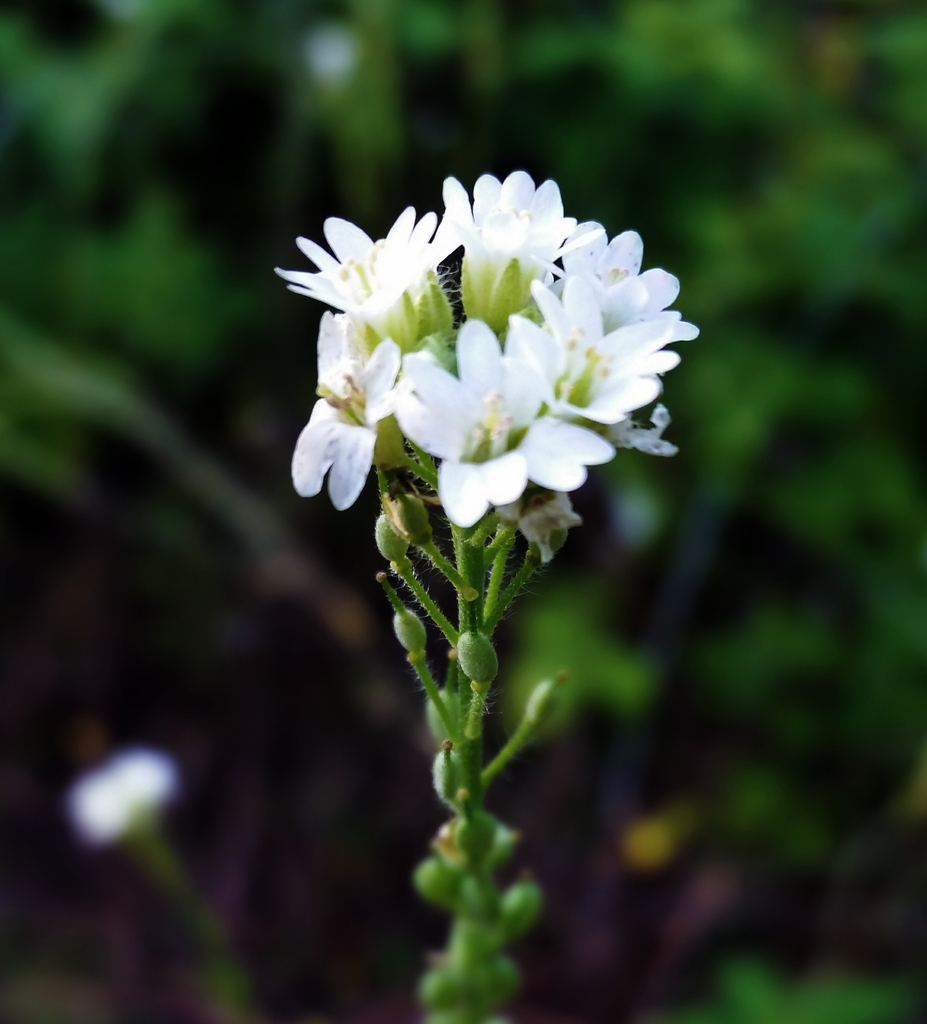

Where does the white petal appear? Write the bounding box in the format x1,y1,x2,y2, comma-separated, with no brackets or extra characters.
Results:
395,393,466,461
323,217,374,262
529,179,564,223
327,424,376,509
386,206,416,248
673,319,700,341
481,451,529,507
583,376,662,423
456,319,504,398
639,268,680,312
472,174,502,224
602,276,649,326
317,312,350,383
606,231,643,276
530,279,571,340
521,419,614,491
505,315,561,392
403,352,481,424
443,176,475,225
500,170,536,211
296,236,341,272
292,403,341,497
561,275,605,342
361,339,401,421
439,461,490,527
410,210,438,250
561,220,607,275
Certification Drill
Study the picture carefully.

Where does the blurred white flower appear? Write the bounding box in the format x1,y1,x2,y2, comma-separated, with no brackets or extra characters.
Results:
611,403,678,457
292,317,400,509
561,224,699,341
506,276,678,426
67,748,179,846
396,319,612,527
303,24,359,88
497,490,582,564
276,206,453,352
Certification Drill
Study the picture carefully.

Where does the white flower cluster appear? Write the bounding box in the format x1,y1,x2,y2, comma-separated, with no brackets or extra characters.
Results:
277,171,697,547
66,747,179,845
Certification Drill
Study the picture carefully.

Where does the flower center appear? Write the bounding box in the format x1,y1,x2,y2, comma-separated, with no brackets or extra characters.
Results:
464,391,520,462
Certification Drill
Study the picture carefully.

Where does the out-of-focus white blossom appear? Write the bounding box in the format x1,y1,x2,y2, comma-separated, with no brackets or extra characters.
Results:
292,314,401,509
561,225,699,341
67,748,179,846
276,206,453,352
396,319,612,527
497,490,583,564
303,24,358,88
610,403,678,457
506,276,678,426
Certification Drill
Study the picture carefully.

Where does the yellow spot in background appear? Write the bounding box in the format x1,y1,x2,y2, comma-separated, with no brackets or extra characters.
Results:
619,802,698,873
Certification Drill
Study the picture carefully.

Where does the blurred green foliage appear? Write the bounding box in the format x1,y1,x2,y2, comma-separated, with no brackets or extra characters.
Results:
2,0,927,1016
662,959,912,1024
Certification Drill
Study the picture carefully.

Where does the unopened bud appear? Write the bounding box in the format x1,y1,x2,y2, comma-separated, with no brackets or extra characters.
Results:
455,810,497,868
432,745,461,808
393,608,427,652
476,955,519,1005
525,679,555,725
383,492,433,546
375,513,409,561
426,688,459,742
460,874,500,921
413,856,463,910
418,966,463,1011
456,631,498,684
499,878,542,941
487,822,519,869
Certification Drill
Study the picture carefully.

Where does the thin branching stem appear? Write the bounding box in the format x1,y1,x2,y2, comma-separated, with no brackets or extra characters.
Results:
484,552,540,635
389,559,459,645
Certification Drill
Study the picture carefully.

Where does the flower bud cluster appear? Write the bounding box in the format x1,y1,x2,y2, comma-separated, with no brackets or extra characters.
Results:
279,171,697,543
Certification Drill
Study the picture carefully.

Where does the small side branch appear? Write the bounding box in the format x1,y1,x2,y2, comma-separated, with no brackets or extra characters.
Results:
387,560,459,646
484,551,540,634
408,651,460,744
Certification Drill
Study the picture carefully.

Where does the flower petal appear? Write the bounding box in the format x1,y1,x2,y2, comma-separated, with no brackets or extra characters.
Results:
439,461,490,527
296,236,341,272
456,318,504,398
481,451,529,507
500,170,536,211
327,424,376,509
472,174,502,224
443,176,474,225
323,217,374,263
361,339,401,422
292,402,341,497
639,268,680,312
521,418,614,491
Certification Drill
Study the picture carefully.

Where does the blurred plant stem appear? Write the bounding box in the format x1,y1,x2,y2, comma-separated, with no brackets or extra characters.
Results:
124,825,254,1022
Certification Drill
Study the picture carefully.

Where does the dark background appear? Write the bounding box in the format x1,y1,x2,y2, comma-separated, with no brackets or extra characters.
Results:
1,1,927,1022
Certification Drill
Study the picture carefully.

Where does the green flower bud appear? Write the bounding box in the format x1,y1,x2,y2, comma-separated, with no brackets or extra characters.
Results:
375,513,409,561
393,608,427,652
418,967,463,1011
476,955,519,1005
432,742,461,807
372,415,407,470
487,822,518,869
460,875,500,921
449,918,499,972
383,492,433,547
413,856,463,910
525,679,556,725
427,688,459,743
456,631,498,684
500,878,542,941
455,810,497,868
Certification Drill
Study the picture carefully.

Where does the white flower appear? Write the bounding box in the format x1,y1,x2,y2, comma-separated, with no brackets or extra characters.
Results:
506,276,679,427
67,748,179,846
292,315,400,510
611,403,678,457
396,319,613,527
497,490,583,564
275,206,452,351
561,224,699,341
438,172,602,331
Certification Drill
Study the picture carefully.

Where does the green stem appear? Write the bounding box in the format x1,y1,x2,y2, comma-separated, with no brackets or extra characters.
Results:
483,524,517,569
125,827,253,1021
406,439,439,485
420,541,479,601
389,559,459,645
400,452,439,491
484,532,516,621
409,650,460,744
467,512,500,548
482,713,538,788
484,552,540,635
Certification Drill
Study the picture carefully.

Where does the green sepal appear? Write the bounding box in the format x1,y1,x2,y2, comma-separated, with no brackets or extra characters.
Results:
373,415,407,470
383,491,433,546
487,258,527,334
419,329,458,374
416,272,454,339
